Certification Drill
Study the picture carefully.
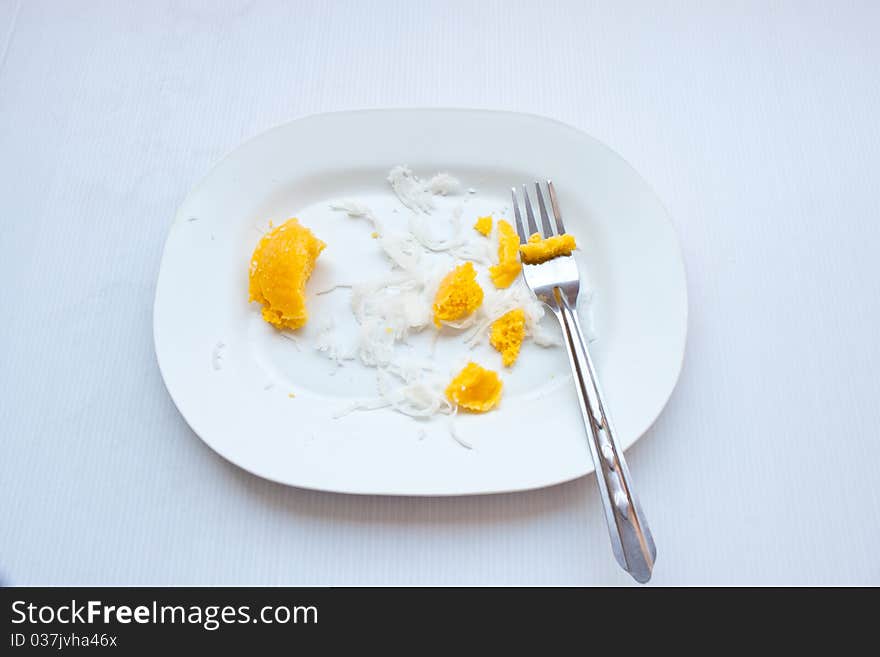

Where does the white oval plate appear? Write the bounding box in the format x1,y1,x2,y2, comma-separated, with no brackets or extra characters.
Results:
154,109,687,496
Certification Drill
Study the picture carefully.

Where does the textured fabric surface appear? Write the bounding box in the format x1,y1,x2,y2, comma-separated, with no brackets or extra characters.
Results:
1,0,878,585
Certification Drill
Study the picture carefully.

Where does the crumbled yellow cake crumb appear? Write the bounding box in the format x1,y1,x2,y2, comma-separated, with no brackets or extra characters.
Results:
490,308,526,367
433,262,484,327
473,216,493,236
445,362,503,412
489,219,522,288
248,218,325,330
519,232,577,265
288,392,296,398
371,231,379,239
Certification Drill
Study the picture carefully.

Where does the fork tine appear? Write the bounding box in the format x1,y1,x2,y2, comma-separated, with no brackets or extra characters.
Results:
535,182,555,236
522,184,539,237
547,180,565,234
510,187,527,243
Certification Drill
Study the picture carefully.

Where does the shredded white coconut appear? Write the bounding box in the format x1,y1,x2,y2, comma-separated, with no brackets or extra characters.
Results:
447,408,473,449
314,316,354,370
211,341,226,370
426,172,461,196
329,199,385,234
387,165,460,213
315,283,353,296
407,208,491,265
279,331,301,351
335,375,453,420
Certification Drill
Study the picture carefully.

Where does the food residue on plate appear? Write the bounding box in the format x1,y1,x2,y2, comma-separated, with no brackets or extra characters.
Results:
245,167,588,447
432,261,484,327
519,232,577,265
248,218,325,329
488,219,522,288
445,362,503,412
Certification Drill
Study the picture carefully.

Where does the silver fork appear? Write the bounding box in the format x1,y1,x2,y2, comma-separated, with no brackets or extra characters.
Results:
512,181,657,583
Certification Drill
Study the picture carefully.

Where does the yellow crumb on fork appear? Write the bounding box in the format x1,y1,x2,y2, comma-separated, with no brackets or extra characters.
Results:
490,308,526,367
488,219,522,288
519,232,577,265
288,392,296,398
473,216,493,236
432,262,484,327
445,362,503,412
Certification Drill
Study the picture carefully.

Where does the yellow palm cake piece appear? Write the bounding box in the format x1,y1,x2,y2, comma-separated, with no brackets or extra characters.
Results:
432,262,484,327
248,218,325,330
489,219,522,288
490,308,526,367
445,362,503,412
473,215,493,236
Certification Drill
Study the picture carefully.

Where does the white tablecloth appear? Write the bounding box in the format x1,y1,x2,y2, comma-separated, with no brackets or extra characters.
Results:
2,0,878,586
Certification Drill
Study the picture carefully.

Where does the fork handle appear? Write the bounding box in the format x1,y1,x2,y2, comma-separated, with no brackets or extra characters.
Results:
555,292,657,583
